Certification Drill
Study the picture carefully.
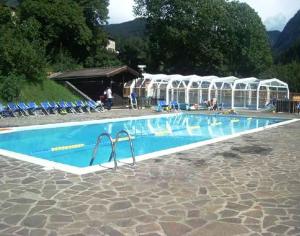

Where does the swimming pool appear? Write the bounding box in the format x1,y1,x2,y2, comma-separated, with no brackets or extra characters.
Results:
0,113,295,174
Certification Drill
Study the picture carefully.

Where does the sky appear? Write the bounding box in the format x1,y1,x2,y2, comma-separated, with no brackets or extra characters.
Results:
108,0,300,31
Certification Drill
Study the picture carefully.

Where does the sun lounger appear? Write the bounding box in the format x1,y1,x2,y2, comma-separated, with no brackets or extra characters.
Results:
57,101,72,113
40,102,52,115
18,102,30,116
27,102,39,115
154,100,169,112
86,100,104,112
7,102,23,117
170,101,180,110
0,103,10,118
75,100,89,112
47,101,60,114
65,101,77,113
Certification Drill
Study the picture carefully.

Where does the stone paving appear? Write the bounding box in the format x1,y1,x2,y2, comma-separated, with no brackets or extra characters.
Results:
0,111,300,235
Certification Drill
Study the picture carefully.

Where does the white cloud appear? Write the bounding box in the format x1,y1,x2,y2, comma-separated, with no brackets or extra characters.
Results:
238,0,300,30
108,0,135,24
264,14,287,31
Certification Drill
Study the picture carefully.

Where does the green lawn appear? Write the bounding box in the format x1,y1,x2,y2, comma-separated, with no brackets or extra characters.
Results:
18,79,80,103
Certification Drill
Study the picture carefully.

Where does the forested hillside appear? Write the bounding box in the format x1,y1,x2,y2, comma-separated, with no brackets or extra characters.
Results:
273,10,300,54
260,10,300,92
0,0,121,102
104,18,146,38
267,30,281,47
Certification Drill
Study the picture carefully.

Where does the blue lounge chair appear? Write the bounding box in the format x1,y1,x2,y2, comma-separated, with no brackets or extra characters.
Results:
18,102,30,116
7,102,23,117
65,101,76,113
58,101,74,113
57,101,67,113
154,100,169,112
170,101,180,110
40,102,52,115
48,101,59,114
27,102,39,115
75,100,88,112
86,100,104,112
0,103,9,118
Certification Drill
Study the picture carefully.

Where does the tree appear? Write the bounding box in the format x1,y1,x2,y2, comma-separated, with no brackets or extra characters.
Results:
77,0,109,27
0,5,46,80
0,74,24,102
84,48,121,68
19,0,92,61
260,62,300,92
118,37,150,70
225,2,273,76
134,0,272,76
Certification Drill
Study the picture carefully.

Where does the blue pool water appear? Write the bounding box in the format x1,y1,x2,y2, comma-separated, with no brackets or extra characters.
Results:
0,114,284,168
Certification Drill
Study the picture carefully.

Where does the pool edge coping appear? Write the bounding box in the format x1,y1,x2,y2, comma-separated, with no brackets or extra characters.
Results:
0,116,299,175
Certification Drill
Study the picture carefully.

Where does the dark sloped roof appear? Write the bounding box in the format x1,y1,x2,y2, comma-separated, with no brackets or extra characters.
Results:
51,66,139,80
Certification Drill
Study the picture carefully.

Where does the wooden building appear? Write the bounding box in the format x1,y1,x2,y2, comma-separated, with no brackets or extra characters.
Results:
50,66,139,105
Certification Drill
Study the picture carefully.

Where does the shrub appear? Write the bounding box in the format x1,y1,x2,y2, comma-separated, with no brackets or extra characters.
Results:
0,74,24,102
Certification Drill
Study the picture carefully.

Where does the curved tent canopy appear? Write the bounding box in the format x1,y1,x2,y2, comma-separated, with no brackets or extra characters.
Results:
126,74,289,110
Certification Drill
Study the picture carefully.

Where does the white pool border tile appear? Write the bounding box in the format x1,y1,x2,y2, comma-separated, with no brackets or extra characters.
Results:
0,114,299,175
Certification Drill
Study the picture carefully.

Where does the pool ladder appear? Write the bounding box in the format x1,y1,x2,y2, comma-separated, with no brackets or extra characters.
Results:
89,130,136,170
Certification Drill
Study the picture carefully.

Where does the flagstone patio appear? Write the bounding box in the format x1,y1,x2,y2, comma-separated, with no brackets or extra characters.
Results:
0,112,299,235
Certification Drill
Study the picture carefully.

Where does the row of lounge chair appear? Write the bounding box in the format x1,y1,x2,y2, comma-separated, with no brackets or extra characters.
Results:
0,100,105,118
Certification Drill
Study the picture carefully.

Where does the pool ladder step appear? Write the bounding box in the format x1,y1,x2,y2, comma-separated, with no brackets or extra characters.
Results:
89,130,136,170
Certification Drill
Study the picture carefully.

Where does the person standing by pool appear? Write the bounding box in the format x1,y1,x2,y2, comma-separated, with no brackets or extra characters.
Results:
106,87,113,110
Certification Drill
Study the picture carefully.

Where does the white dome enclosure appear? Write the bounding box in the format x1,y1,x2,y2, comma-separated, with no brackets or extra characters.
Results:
126,73,289,110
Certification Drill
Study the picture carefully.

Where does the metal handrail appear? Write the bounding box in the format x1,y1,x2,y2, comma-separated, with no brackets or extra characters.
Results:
114,130,136,166
89,132,117,170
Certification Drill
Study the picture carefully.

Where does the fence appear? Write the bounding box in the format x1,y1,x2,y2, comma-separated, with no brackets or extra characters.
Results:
276,100,299,113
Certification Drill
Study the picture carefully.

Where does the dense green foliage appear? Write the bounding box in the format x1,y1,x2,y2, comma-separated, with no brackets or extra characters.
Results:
117,37,150,70
0,5,46,81
0,74,24,102
276,40,300,64
0,1,120,102
134,0,272,76
19,0,92,61
104,18,149,71
261,62,300,93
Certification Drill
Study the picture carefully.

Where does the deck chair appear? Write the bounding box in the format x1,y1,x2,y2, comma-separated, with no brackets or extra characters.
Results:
158,100,169,111
27,102,39,115
58,101,72,113
86,100,104,112
170,101,180,111
7,102,23,117
40,102,53,115
48,101,60,114
75,100,89,113
18,102,30,116
65,101,77,113
0,103,9,118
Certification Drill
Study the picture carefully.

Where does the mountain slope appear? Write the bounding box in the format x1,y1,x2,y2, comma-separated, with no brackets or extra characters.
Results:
1,0,19,7
267,30,281,47
273,10,300,53
104,18,146,38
